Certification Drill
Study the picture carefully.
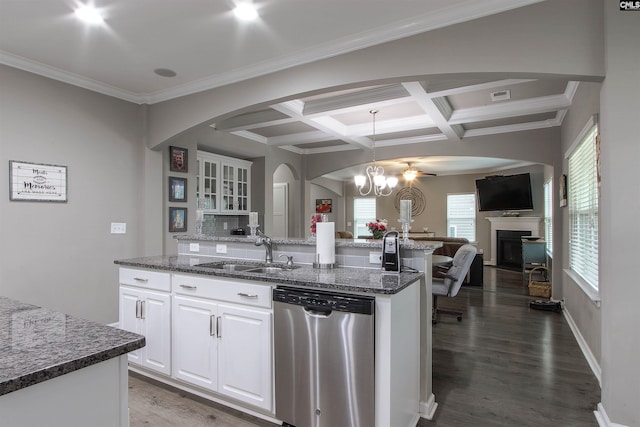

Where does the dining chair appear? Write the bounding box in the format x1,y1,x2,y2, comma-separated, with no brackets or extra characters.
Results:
432,244,477,323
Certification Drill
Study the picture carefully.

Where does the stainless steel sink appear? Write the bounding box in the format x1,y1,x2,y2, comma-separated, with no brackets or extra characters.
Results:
196,261,298,274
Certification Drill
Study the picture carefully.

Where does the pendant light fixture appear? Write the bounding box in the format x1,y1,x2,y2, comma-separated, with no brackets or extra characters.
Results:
354,110,398,196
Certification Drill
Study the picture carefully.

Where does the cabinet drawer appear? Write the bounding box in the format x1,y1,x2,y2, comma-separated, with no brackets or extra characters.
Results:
119,268,171,292
173,274,271,309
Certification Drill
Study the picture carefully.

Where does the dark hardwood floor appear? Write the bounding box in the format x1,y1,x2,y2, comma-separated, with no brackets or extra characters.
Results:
128,267,600,427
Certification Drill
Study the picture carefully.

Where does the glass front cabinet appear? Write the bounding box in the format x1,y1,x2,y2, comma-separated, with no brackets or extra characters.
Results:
197,151,252,214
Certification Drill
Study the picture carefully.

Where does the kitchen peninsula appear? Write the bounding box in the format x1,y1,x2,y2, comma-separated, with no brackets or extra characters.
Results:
0,297,145,426
115,235,441,427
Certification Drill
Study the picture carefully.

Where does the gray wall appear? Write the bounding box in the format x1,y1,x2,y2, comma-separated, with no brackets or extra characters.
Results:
0,65,153,323
599,4,639,425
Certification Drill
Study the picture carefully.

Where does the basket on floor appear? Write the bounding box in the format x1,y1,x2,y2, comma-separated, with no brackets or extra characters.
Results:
528,266,551,298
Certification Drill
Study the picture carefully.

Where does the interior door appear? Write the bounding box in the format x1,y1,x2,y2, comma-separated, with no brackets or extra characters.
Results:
273,182,288,238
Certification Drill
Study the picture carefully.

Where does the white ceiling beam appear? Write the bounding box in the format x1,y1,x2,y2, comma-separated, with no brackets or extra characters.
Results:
425,79,537,97
402,82,464,141
272,101,373,149
266,130,336,146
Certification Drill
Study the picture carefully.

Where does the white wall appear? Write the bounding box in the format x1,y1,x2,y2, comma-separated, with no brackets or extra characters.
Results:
0,65,152,323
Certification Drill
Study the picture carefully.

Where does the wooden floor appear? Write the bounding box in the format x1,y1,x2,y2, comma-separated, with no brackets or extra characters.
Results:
128,267,600,427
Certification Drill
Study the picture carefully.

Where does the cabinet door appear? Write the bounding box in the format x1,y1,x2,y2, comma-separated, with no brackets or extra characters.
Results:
217,304,272,411
172,296,218,391
221,163,235,212
235,166,250,213
197,157,219,211
119,286,143,364
140,290,171,375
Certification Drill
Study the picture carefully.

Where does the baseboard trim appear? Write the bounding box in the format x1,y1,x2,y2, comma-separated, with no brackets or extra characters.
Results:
563,307,601,386
594,403,630,427
419,393,438,420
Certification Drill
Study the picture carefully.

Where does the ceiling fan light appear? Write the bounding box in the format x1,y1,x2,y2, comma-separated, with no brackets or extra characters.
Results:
404,170,418,181
74,5,104,24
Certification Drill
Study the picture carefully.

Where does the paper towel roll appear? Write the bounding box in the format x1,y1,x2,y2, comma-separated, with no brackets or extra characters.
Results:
315,222,335,265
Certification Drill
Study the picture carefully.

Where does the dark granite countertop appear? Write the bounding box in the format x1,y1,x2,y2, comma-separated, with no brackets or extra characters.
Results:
0,297,145,396
115,255,424,295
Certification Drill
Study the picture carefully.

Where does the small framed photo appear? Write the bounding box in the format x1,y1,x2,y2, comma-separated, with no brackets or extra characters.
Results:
315,198,332,213
169,176,187,202
169,146,188,172
169,207,187,232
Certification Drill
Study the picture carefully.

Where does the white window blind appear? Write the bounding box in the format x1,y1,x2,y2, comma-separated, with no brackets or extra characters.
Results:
447,193,476,242
568,124,599,289
544,178,553,256
353,198,376,238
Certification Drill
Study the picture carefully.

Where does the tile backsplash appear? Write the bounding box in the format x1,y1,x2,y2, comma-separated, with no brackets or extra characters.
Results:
202,214,249,236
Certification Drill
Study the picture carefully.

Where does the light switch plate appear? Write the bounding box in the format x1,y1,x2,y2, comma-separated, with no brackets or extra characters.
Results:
216,244,227,254
111,223,126,234
189,243,200,252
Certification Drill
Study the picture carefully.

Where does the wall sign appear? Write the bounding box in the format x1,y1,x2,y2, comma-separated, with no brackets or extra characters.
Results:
9,160,68,202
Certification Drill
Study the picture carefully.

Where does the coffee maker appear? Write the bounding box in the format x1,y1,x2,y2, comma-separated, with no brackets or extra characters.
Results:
381,230,400,273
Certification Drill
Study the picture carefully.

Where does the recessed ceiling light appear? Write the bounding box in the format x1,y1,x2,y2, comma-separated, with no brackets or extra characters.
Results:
154,68,177,78
74,5,104,25
233,3,258,21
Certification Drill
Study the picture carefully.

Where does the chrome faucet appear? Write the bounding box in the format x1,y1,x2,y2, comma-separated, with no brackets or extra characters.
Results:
255,229,273,264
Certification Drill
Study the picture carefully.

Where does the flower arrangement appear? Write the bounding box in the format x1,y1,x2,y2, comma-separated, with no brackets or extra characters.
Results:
310,214,323,236
367,219,388,239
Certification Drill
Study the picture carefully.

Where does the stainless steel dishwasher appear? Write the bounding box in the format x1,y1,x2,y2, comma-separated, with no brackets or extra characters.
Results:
273,286,375,427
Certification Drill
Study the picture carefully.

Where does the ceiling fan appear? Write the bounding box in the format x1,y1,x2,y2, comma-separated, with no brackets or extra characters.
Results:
402,162,437,182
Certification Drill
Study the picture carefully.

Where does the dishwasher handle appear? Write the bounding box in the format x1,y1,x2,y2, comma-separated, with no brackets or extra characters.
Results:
304,307,332,317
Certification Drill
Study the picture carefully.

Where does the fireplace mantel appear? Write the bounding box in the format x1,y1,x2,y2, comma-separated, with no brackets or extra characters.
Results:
486,217,542,266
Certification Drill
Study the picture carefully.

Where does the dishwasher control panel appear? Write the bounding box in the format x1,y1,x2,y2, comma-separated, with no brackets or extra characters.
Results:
273,287,374,315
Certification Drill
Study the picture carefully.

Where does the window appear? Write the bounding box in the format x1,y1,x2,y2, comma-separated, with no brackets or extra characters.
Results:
447,193,476,242
567,122,599,289
544,178,553,256
353,198,376,238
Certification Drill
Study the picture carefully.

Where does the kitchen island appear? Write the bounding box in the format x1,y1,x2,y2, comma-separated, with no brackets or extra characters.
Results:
0,297,145,427
116,236,441,426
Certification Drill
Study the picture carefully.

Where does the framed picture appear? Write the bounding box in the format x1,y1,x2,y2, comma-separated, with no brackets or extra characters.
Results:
169,176,187,202
169,146,188,172
9,160,68,202
315,198,332,213
559,174,568,207
169,207,187,232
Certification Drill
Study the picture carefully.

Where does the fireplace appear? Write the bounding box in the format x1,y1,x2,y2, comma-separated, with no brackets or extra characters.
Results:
486,217,541,266
496,230,531,269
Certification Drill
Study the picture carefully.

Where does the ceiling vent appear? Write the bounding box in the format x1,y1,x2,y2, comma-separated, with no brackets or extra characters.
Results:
490,89,511,102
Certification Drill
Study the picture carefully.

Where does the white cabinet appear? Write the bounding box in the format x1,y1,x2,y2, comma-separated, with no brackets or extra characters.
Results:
118,268,171,375
197,151,252,214
172,274,272,411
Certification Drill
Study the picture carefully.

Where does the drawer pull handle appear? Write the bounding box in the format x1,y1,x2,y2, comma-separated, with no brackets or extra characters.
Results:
180,285,197,290
238,292,258,298
133,277,148,282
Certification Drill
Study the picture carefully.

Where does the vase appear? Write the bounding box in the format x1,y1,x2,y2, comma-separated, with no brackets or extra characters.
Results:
371,230,384,239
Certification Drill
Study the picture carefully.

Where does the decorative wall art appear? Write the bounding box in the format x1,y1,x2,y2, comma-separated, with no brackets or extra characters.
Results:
394,187,426,216
559,174,568,207
169,146,188,172
315,199,332,213
169,176,187,202
169,207,187,232
9,160,68,202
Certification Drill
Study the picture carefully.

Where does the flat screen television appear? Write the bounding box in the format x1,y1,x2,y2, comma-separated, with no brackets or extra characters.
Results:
475,173,533,212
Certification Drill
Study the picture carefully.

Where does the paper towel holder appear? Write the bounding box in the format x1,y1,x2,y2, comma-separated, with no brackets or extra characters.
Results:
313,254,335,270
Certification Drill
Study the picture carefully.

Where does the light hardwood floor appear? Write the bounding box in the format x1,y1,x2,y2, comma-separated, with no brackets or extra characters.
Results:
128,267,600,427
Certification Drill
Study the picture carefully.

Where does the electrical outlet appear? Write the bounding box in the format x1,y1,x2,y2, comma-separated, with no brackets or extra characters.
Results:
189,243,199,252
223,222,228,230
110,223,126,234
216,244,227,254
369,252,382,264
